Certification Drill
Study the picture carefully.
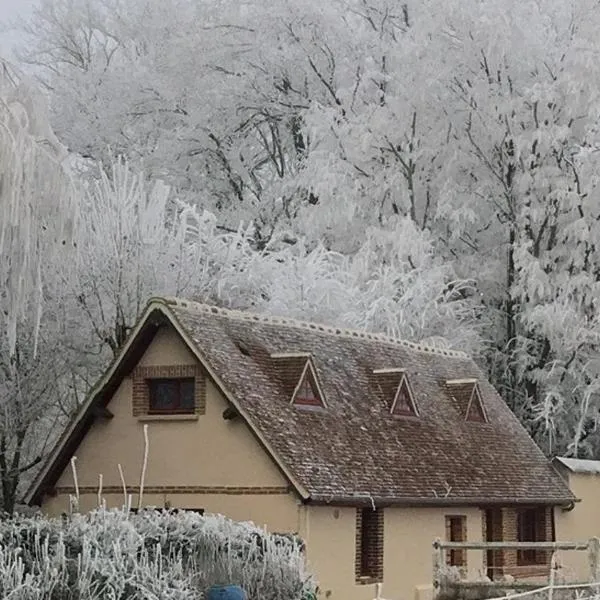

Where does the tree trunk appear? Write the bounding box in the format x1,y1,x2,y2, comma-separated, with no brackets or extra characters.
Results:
504,224,518,411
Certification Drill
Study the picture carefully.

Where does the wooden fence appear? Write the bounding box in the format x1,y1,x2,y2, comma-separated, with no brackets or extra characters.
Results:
432,538,600,600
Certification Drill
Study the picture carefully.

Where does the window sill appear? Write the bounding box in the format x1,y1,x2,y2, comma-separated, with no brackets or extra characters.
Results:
138,414,199,422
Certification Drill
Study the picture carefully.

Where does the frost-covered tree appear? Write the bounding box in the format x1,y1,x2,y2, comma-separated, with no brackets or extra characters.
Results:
436,0,600,455
0,327,71,513
0,58,77,512
16,0,600,456
67,157,479,359
69,158,205,357
0,57,75,353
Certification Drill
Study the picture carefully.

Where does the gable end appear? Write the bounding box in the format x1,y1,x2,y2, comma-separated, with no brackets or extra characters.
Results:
25,311,166,505
26,302,310,506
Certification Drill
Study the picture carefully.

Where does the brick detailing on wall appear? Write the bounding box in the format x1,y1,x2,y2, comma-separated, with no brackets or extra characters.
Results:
55,485,291,495
502,506,553,579
485,508,504,578
132,364,205,416
502,507,518,572
355,507,384,585
445,515,467,570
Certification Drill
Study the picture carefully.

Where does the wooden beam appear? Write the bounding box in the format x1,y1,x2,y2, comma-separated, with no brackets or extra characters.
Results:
433,539,590,551
91,405,114,419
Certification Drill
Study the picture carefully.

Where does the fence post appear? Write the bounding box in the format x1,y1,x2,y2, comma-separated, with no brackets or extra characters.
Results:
548,551,557,600
588,537,600,583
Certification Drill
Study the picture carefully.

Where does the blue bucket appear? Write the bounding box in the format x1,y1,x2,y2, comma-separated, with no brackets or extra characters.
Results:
206,584,247,600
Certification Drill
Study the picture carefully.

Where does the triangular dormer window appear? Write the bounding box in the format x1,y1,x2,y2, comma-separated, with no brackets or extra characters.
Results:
446,378,488,423
390,373,418,416
466,383,487,422
291,360,326,409
372,368,418,417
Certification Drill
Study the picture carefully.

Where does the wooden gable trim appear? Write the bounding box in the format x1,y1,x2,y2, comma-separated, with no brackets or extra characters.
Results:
26,300,310,506
91,405,114,419
290,358,327,409
390,373,419,417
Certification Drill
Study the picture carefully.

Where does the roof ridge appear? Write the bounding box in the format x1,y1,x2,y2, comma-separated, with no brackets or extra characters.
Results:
150,296,469,359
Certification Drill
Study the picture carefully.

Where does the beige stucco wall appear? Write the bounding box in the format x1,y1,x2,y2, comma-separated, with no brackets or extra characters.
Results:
303,505,485,600
554,470,600,582
43,326,300,534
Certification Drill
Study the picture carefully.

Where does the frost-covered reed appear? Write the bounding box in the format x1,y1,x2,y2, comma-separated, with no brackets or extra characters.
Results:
0,508,314,599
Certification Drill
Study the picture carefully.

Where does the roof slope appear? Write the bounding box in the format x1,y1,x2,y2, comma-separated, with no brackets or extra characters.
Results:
28,297,573,506
166,298,571,505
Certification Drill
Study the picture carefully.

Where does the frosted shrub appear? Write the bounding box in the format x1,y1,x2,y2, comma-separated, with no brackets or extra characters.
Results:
0,508,314,600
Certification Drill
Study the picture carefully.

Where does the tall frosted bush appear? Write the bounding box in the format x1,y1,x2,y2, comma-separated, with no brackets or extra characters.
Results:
0,508,314,599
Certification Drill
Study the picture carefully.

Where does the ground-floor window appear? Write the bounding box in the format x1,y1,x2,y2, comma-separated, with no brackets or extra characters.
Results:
517,507,549,565
445,515,467,568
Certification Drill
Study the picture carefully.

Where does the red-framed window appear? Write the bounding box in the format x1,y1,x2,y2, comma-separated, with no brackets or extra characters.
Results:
391,375,418,416
294,368,325,407
466,384,487,422
295,377,319,405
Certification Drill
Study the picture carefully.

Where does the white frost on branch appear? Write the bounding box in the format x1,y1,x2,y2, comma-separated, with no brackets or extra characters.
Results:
0,57,75,355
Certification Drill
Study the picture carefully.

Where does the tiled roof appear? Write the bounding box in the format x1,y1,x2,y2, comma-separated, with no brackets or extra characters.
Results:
164,298,573,505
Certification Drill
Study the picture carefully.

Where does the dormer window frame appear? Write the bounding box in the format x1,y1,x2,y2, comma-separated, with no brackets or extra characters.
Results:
465,382,488,423
290,359,327,409
389,372,419,417
446,378,488,423
373,367,406,375
270,352,312,359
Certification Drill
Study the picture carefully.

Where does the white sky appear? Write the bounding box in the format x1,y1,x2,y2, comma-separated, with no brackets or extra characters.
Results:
0,0,35,58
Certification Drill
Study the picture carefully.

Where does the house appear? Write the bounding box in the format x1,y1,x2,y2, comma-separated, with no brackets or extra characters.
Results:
551,458,600,579
26,297,574,600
